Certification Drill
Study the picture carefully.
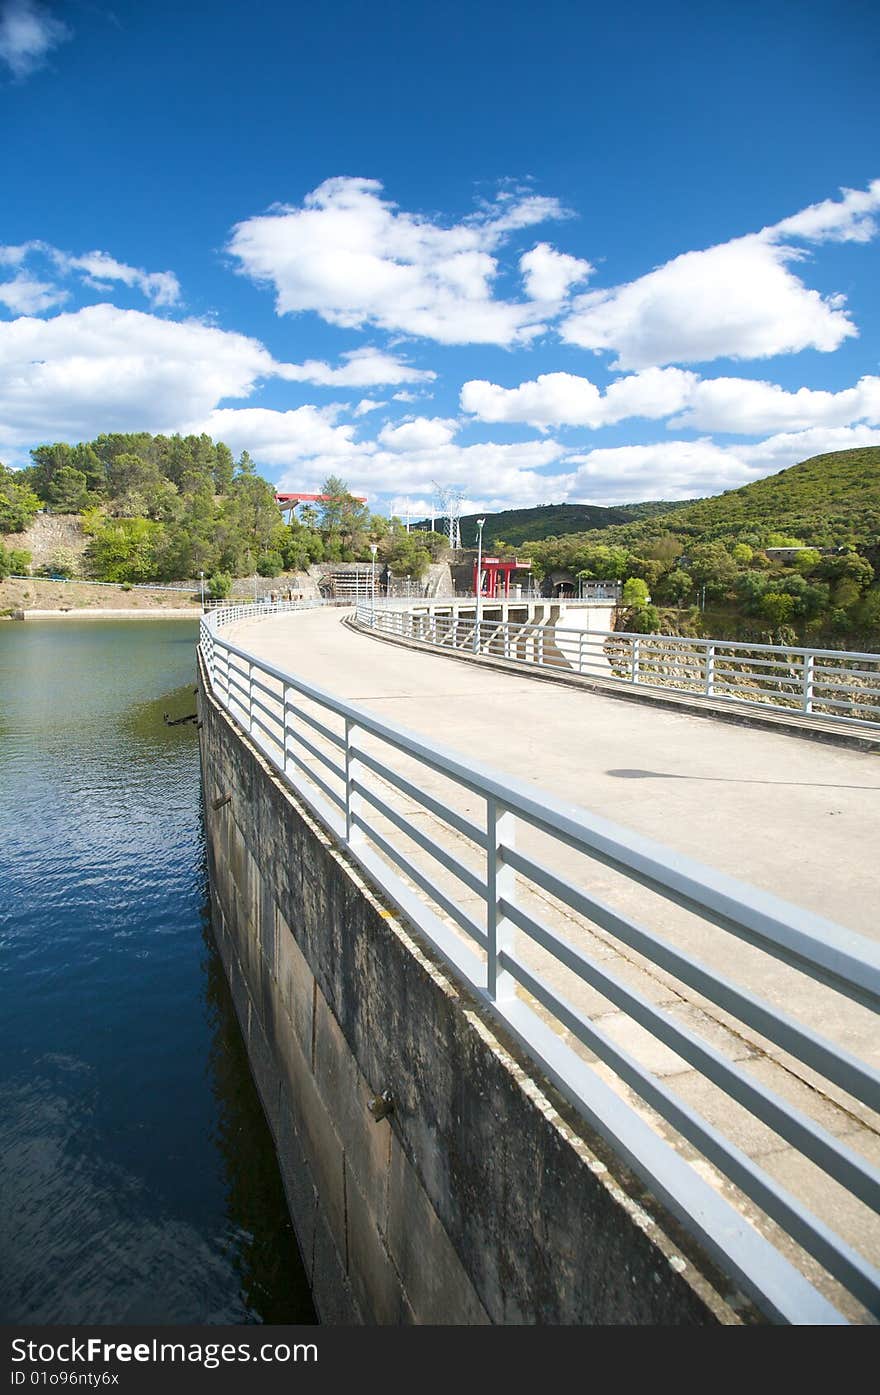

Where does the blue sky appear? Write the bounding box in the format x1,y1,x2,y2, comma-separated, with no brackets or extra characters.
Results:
1,0,878,516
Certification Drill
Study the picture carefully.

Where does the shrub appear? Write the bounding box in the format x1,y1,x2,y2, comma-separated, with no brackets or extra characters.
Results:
208,572,232,600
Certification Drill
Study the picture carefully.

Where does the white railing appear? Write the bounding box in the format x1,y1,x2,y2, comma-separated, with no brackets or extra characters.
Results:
354,603,880,730
200,603,880,1324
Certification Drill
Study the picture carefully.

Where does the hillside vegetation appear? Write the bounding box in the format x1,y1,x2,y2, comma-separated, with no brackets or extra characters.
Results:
519,448,880,647
0,435,447,594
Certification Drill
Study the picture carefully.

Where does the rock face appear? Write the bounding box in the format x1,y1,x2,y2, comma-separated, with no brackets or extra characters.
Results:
3,513,88,572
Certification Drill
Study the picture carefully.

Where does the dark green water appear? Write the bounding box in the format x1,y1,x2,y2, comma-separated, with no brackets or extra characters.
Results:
0,620,316,1324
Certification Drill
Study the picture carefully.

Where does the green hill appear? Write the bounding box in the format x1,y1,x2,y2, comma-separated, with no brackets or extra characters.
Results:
581,447,880,552
414,498,692,548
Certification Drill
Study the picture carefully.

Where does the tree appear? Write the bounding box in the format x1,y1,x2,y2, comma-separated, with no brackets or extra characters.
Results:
0,542,31,578
656,568,692,605
85,517,163,583
688,542,738,597
46,466,90,513
0,463,41,532
317,476,370,550
208,572,232,599
759,592,795,628
622,577,650,607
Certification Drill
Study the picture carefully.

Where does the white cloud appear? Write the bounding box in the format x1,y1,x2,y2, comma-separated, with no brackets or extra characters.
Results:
561,180,880,370
276,345,435,387
0,0,69,79
519,242,593,301
0,240,181,311
564,424,880,505
734,423,880,473
194,405,370,470
353,398,386,416
51,250,181,308
670,374,880,434
462,365,880,437
0,272,68,314
0,303,280,456
767,180,880,245
461,367,695,429
227,176,571,345
377,416,458,451
565,439,758,502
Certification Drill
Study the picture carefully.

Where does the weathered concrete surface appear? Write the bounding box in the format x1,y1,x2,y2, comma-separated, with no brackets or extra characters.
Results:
199,658,742,1325
220,607,880,1318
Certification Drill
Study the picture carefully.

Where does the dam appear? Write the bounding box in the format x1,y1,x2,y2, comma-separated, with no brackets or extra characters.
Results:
197,599,880,1325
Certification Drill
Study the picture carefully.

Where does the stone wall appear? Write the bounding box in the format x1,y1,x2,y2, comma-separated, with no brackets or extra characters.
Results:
198,659,741,1325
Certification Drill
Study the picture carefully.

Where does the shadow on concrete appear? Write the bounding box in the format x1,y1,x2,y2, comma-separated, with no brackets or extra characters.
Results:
606,767,880,791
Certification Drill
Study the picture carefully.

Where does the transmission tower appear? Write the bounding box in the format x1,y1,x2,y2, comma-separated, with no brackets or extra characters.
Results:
432,482,465,551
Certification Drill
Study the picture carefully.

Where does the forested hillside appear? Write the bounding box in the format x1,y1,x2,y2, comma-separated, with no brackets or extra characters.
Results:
0,434,444,592
519,448,880,646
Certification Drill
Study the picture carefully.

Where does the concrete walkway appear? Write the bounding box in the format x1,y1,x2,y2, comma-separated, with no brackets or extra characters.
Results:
224,607,880,1317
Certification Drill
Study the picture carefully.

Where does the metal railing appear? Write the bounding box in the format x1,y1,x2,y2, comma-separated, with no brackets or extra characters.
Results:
354,603,880,730
200,602,880,1324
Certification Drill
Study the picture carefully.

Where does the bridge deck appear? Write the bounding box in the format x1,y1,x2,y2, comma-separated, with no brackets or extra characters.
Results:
225,607,880,1317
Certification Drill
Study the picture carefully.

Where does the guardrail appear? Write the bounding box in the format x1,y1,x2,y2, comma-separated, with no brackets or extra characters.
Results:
353,603,880,730
200,602,880,1324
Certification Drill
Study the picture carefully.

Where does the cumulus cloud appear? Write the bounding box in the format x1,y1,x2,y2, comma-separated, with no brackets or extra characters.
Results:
193,405,370,470
377,416,458,451
227,176,571,345
0,303,280,456
0,0,69,79
0,240,181,311
276,345,435,387
670,374,880,434
561,180,880,370
519,242,593,301
768,179,880,245
563,424,880,505
462,365,880,436
0,272,68,314
461,368,695,429
52,250,181,308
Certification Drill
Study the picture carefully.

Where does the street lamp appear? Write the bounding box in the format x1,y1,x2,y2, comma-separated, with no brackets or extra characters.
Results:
199,570,205,609
474,517,486,652
370,543,378,619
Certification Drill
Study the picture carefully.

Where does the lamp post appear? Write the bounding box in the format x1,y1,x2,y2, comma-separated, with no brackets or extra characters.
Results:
199,570,205,609
370,543,378,618
474,517,486,652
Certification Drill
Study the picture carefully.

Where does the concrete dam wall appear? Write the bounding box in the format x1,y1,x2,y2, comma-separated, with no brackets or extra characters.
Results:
197,656,737,1325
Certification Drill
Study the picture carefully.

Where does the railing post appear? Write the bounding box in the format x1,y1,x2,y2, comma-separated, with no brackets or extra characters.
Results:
283,684,295,782
705,644,715,697
631,637,640,685
486,798,516,1002
247,658,254,731
344,718,363,845
802,653,814,714
578,630,585,674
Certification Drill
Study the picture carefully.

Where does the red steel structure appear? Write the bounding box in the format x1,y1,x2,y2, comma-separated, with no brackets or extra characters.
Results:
473,556,532,598
275,491,368,520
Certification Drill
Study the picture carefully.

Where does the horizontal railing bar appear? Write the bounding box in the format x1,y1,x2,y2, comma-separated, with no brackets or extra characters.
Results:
352,777,487,902
501,845,880,1111
286,702,346,750
496,999,843,1323
500,948,880,1313
284,741,346,813
351,813,487,949
498,895,880,1212
352,743,488,849
287,728,346,787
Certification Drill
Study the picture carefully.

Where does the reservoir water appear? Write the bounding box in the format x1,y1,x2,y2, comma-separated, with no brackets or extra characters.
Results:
0,619,315,1324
